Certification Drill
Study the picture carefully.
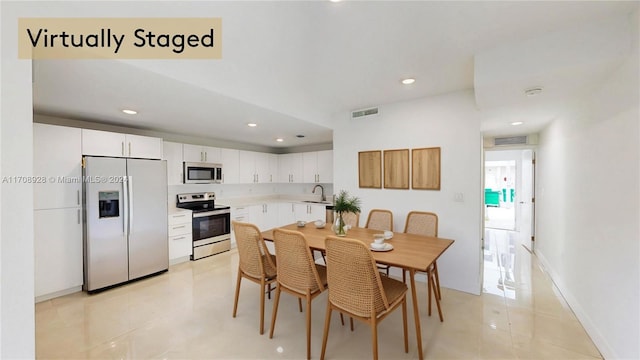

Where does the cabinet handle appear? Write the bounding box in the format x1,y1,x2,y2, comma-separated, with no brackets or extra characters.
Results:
172,236,187,241
173,214,187,218
172,225,186,230
204,152,207,162
270,174,272,182
77,209,81,224
128,142,132,157
121,142,125,156
256,174,259,183
200,151,204,162
77,190,80,205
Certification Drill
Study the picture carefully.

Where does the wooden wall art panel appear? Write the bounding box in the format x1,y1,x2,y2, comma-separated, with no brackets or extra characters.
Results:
383,149,409,189
358,150,382,188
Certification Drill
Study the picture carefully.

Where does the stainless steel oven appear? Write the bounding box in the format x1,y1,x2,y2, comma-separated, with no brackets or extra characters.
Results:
176,192,231,260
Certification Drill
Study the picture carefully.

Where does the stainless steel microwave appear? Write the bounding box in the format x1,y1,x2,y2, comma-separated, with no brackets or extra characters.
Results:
183,162,222,184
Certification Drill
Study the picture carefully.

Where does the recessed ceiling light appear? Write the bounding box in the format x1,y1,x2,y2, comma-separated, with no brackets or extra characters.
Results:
247,123,257,127
401,78,416,85
524,87,543,97
511,121,524,126
296,134,305,138
276,138,284,142
122,109,137,115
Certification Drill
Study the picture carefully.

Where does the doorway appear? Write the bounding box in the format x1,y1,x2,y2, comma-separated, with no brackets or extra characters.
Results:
482,148,535,295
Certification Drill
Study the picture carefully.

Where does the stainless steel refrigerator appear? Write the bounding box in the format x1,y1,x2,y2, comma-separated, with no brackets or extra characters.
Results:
83,156,168,292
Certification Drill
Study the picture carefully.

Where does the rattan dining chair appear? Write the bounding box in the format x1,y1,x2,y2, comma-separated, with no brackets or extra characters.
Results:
231,221,278,335
403,211,443,322
320,236,408,360
341,211,360,228
365,209,393,276
270,229,328,359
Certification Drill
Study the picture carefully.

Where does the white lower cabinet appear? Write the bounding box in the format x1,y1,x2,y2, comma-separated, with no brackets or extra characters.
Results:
231,206,249,248
34,208,83,299
248,203,279,231
278,202,296,226
168,211,192,264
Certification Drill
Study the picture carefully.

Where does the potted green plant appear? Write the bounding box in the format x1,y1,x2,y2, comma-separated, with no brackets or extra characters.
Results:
332,190,361,236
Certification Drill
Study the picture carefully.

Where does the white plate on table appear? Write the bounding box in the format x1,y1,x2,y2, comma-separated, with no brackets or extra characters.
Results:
370,243,394,252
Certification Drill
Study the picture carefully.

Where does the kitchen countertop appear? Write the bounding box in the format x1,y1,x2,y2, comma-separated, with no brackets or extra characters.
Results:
219,195,333,208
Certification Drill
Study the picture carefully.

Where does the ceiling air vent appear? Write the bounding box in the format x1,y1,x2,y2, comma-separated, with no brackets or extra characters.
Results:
351,107,379,119
494,136,528,146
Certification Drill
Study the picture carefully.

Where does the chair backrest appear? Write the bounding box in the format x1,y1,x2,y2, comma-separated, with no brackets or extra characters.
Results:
325,236,390,317
232,221,276,279
365,209,393,231
341,212,360,228
403,211,438,237
272,229,324,294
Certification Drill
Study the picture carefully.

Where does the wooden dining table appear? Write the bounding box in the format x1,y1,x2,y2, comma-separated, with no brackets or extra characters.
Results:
261,223,454,360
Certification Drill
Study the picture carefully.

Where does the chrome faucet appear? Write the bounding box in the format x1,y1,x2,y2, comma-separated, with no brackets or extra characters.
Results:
312,184,326,202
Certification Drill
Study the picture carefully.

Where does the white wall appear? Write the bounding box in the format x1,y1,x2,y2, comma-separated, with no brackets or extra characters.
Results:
535,12,639,359
333,90,483,294
1,4,36,358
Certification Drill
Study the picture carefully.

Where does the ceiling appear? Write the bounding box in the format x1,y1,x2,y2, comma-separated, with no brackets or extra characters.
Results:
32,1,638,149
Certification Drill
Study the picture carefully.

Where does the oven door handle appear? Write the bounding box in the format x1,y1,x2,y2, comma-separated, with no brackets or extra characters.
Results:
193,209,231,218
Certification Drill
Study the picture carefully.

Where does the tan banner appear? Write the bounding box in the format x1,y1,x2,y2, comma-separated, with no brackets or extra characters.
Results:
18,18,222,59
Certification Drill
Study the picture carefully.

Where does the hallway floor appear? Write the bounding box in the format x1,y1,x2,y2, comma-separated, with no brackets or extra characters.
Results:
36,233,601,359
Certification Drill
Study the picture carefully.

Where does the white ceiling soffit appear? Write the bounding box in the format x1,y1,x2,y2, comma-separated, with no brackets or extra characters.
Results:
33,59,333,148
474,13,633,113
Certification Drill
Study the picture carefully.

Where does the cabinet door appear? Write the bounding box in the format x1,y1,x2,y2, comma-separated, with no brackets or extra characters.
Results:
310,204,327,222
183,144,204,162
239,150,257,183
278,202,296,226
34,124,82,210
267,154,279,183
294,203,313,222
278,154,292,182
82,129,126,157
264,203,279,229
302,152,318,183
254,152,270,183
203,146,222,164
163,141,184,185
316,150,333,183
126,134,162,159
34,208,83,297
220,148,240,184
289,153,304,183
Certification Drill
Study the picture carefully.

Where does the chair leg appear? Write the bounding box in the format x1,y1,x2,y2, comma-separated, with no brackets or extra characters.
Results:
260,278,266,335
306,293,312,360
402,269,406,284
232,269,242,318
267,283,272,300
340,313,344,326
269,285,282,339
320,302,333,360
299,298,303,312
402,298,408,353
350,317,354,332
371,316,378,360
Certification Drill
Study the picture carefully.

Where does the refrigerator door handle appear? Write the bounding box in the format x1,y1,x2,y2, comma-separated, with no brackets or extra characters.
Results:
122,176,129,236
128,175,134,234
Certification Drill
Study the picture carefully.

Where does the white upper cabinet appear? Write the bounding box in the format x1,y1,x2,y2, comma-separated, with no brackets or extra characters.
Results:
81,129,162,159
220,148,239,184
303,150,333,183
34,123,82,210
183,144,221,163
278,153,304,183
126,134,163,159
163,141,184,185
239,151,278,183
239,150,258,183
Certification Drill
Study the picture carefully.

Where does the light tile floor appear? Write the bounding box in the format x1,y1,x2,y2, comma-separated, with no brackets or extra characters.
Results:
36,231,602,359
